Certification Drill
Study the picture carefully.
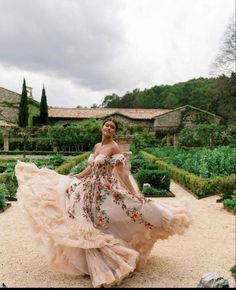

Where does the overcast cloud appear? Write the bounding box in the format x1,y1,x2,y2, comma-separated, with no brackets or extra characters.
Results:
0,0,234,108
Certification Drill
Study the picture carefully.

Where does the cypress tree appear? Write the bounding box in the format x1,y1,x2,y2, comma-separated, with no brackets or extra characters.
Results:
40,85,49,125
18,78,29,127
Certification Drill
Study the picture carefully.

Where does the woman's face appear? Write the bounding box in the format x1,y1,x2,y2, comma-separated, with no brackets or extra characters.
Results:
102,121,117,138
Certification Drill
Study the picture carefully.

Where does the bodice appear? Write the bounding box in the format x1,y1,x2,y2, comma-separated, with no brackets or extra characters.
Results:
88,153,126,177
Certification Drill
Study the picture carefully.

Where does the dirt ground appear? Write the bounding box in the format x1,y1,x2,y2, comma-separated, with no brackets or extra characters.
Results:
0,181,235,288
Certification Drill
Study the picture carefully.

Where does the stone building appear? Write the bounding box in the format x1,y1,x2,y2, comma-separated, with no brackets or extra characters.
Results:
154,105,221,132
153,105,221,145
40,107,171,129
0,87,40,151
0,87,39,126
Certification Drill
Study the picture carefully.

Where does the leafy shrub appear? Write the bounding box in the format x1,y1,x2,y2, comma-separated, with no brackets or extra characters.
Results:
0,183,9,211
141,162,159,170
130,151,151,173
132,130,160,151
223,198,236,212
56,152,91,175
135,168,170,191
146,146,236,178
0,173,18,198
48,154,66,167
130,158,145,174
142,150,236,198
0,163,8,173
178,124,236,147
230,264,236,281
9,137,53,151
70,160,88,174
142,186,169,197
219,176,236,200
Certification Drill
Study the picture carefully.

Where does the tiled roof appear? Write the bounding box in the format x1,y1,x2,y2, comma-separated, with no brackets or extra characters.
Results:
48,108,171,120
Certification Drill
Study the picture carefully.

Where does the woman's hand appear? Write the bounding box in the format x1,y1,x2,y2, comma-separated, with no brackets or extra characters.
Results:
128,190,145,203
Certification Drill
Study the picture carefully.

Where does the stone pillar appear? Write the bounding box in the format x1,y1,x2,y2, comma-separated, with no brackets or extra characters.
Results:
53,145,58,152
115,135,134,170
166,134,171,146
173,134,179,147
3,129,10,151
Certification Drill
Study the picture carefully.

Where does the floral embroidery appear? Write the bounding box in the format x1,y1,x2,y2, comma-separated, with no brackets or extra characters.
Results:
66,153,154,229
126,207,153,229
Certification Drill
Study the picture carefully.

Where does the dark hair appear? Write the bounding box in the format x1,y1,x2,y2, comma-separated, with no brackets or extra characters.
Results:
102,118,118,132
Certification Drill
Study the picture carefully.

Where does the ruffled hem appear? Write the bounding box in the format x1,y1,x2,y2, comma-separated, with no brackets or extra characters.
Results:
15,161,139,288
15,161,192,287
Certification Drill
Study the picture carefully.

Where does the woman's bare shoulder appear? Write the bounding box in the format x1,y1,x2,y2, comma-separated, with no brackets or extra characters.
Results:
111,141,121,155
93,143,101,152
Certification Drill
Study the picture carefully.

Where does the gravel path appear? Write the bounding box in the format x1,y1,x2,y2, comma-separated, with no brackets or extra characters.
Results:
0,181,235,288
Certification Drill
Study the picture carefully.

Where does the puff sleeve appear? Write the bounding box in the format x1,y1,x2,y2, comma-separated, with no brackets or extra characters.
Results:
111,153,126,166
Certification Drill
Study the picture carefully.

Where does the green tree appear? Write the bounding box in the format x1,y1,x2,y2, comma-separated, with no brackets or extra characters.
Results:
208,72,236,123
100,77,216,110
39,85,49,125
162,92,178,108
18,78,29,127
102,93,120,107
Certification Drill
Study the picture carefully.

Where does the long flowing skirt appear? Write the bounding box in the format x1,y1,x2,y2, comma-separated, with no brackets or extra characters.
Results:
15,161,192,288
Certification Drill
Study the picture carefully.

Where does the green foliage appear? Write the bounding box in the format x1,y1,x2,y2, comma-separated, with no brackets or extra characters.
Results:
178,124,236,147
48,154,65,167
230,264,236,281
135,168,170,191
223,197,236,212
208,72,236,123
217,176,236,200
130,156,147,174
4,162,17,178
132,130,160,152
0,183,8,211
146,146,185,159
100,74,235,124
70,160,88,174
142,150,236,198
48,119,102,151
0,173,18,198
28,100,40,126
18,78,29,127
56,152,90,175
142,186,170,197
0,150,81,156
101,77,216,112
39,86,48,125
146,146,236,178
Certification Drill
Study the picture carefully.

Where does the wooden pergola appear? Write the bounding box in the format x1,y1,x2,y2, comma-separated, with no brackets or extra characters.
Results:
0,120,18,151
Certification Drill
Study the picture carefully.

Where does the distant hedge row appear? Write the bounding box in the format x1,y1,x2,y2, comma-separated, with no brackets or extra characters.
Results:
141,151,235,198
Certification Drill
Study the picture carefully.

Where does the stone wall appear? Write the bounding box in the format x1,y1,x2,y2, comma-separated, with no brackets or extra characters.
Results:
46,114,154,129
0,87,21,104
103,114,153,129
154,105,221,133
0,88,39,126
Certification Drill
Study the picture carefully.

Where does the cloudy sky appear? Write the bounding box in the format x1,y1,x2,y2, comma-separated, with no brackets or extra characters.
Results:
0,0,234,108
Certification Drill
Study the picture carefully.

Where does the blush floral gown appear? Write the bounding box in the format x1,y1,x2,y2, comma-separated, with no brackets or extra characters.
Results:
15,153,192,288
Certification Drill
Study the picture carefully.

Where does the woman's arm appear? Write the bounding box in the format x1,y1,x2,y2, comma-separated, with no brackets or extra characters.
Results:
72,143,99,179
73,165,92,179
115,162,144,201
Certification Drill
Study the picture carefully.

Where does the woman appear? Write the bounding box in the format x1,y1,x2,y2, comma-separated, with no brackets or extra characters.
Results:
15,119,192,288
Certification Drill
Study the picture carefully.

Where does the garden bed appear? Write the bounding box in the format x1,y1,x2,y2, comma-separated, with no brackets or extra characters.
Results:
6,196,17,201
0,202,11,214
143,190,175,198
